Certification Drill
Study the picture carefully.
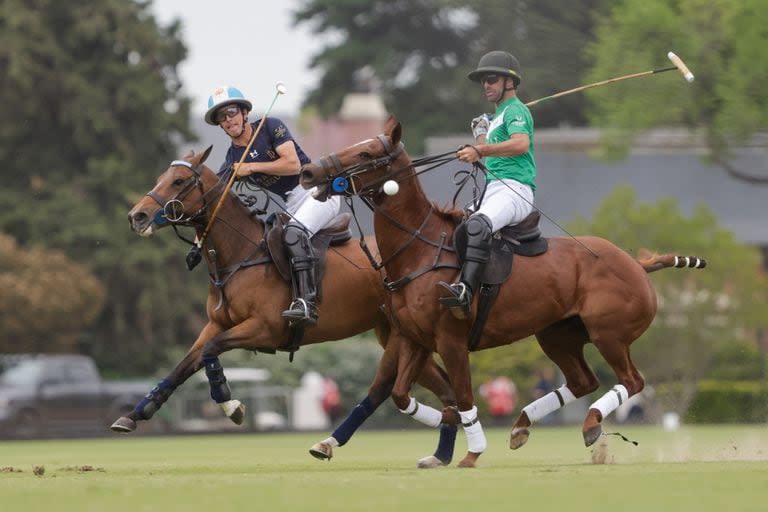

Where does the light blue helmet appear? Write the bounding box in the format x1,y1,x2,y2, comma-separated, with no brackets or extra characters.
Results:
204,85,252,125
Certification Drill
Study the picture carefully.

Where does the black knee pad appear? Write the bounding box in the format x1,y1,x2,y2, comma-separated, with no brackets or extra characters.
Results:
283,224,311,248
466,214,493,238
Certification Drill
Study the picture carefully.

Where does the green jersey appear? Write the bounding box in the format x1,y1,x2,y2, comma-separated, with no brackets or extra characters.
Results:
486,96,536,190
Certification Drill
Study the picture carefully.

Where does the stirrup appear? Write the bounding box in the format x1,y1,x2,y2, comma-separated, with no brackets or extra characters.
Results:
282,298,317,326
437,281,471,309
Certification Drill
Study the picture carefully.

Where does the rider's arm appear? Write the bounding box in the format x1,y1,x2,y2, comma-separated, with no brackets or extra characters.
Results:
234,140,301,177
475,133,529,157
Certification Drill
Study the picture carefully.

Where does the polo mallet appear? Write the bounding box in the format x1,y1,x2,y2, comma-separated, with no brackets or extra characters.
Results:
525,51,694,107
186,82,287,270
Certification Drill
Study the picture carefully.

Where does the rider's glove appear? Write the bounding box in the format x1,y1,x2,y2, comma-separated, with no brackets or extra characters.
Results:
470,114,492,140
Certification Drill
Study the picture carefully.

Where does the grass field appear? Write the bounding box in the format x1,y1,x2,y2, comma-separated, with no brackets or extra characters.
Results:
1,425,766,512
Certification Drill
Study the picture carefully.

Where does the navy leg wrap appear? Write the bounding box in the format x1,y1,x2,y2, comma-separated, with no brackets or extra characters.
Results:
332,396,375,446
433,424,458,464
203,356,231,403
133,379,177,420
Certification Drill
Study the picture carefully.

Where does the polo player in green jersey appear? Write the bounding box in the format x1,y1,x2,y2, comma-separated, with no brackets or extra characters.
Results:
439,51,537,316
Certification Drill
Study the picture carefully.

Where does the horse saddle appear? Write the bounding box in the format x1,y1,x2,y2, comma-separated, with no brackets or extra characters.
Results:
454,211,548,352
265,212,352,283
454,211,548,286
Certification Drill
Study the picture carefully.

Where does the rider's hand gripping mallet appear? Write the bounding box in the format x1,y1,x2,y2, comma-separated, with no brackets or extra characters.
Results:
525,51,694,107
186,82,287,270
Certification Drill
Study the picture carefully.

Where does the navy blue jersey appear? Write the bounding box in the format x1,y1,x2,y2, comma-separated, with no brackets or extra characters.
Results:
218,118,310,200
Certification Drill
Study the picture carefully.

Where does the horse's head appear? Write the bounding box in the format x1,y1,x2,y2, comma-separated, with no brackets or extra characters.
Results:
128,145,215,236
300,115,405,200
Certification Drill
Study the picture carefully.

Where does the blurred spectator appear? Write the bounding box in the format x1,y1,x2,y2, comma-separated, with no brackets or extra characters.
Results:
479,376,518,426
321,376,343,424
292,371,330,430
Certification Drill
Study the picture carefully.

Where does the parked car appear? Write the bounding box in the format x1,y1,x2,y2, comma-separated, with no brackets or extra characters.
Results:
0,354,156,438
169,367,292,432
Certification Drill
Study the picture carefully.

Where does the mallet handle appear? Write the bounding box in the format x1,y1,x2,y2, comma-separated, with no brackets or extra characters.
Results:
526,66,677,107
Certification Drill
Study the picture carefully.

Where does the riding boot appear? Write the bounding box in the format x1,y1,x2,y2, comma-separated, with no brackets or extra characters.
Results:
439,214,493,316
282,224,319,327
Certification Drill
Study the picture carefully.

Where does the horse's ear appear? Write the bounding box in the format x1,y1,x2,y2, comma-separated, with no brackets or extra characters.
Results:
385,114,402,145
199,145,213,165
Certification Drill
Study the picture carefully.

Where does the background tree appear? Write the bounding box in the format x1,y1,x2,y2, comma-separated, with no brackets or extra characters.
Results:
0,0,204,374
586,0,768,183
0,233,105,353
294,0,610,152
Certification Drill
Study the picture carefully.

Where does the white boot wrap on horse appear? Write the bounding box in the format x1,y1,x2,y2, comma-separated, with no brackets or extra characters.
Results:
459,406,487,454
521,385,576,424
320,436,339,448
589,384,629,420
399,397,442,428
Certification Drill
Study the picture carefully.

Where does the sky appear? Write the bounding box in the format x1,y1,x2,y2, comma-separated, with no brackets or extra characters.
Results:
151,0,320,118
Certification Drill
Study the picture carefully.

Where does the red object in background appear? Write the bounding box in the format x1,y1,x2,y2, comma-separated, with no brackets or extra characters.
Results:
322,377,341,414
480,376,518,417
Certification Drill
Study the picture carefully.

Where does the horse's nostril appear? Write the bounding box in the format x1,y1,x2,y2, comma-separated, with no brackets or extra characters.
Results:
130,212,148,226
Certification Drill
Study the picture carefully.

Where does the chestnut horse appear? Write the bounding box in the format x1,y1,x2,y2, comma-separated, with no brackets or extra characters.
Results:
301,116,706,467
113,146,459,467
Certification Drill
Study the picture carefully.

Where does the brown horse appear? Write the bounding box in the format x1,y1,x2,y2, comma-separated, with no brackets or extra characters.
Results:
113,146,460,466
301,116,706,467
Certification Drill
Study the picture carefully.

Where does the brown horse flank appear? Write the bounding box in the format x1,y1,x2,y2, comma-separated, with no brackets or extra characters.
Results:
300,116,706,467
114,146,460,467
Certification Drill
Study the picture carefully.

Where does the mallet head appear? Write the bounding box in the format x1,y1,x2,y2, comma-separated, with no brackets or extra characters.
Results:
667,52,695,82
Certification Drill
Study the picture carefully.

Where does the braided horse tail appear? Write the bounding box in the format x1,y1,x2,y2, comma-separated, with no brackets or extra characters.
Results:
636,248,707,274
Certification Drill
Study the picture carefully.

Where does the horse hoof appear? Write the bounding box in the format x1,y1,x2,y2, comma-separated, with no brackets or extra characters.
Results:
509,427,529,450
416,455,447,469
110,416,136,433
457,452,480,468
583,425,603,447
221,400,245,425
309,442,333,461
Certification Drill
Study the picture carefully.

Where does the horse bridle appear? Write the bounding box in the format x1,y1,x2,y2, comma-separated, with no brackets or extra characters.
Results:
145,159,215,227
316,135,461,290
319,135,405,197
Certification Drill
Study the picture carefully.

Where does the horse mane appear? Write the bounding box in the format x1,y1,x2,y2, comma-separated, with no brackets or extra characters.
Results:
431,201,464,226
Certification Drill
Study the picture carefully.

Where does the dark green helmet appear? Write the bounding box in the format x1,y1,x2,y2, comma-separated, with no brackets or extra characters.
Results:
468,51,522,86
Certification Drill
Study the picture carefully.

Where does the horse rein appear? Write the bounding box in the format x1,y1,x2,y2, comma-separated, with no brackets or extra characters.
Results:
319,136,462,290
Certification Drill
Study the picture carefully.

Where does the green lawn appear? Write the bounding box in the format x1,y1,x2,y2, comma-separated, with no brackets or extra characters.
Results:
1,425,766,512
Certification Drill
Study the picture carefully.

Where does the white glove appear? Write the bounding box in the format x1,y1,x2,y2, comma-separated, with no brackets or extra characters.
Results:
470,113,492,139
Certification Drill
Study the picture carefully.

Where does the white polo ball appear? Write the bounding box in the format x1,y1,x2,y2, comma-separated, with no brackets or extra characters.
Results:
382,180,400,196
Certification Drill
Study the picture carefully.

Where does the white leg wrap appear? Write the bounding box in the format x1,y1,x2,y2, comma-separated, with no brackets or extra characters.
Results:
589,384,629,420
399,397,442,428
521,385,576,424
320,436,339,448
459,406,487,454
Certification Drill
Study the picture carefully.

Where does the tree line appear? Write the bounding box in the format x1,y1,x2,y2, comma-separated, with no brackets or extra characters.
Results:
1,0,765,393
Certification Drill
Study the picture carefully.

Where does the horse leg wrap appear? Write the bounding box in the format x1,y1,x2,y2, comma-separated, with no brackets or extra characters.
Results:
460,406,487,454
433,424,458,463
400,397,443,428
203,356,231,403
589,384,628,420
521,385,576,424
332,396,375,446
133,379,176,420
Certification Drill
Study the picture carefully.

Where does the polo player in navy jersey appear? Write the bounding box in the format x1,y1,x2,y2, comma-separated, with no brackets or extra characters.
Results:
205,85,341,327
